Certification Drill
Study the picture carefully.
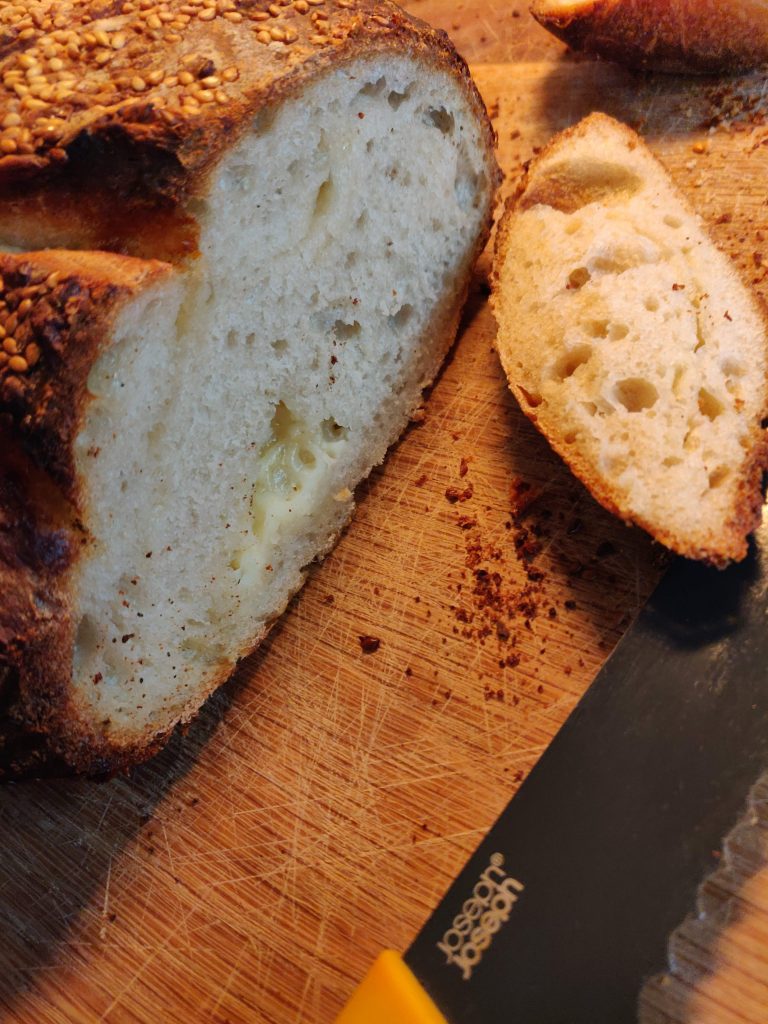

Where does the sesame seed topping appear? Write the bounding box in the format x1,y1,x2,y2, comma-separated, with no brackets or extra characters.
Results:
0,1,389,171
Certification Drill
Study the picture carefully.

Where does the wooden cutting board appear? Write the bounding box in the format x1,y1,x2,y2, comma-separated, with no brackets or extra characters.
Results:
2,6,768,1023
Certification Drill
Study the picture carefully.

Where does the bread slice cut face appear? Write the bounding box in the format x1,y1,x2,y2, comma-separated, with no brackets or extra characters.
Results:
0,35,498,776
492,113,767,566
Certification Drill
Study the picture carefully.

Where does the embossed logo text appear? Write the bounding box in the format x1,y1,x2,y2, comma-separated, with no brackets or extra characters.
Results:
437,852,524,980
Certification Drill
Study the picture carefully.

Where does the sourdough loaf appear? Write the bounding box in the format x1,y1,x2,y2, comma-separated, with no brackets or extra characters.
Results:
492,113,767,566
0,0,499,776
531,0,768,74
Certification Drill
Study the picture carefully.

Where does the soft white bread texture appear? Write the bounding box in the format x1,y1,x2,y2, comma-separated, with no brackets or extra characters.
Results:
492,113,768,566
531,0,768,74
0,8,498,776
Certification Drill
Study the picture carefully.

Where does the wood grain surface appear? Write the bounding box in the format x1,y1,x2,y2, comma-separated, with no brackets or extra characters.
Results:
3,5,768,1023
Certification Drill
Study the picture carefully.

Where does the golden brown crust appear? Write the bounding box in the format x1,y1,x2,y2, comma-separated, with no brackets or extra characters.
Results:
0,0,495,261
0,250,173,496
531,0,768,75
492,113,768,568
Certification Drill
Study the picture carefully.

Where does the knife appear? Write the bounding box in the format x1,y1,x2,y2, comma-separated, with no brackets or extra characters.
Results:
335,510,768,1023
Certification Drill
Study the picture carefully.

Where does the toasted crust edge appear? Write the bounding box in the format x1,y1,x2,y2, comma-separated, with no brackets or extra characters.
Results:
530,0,768,75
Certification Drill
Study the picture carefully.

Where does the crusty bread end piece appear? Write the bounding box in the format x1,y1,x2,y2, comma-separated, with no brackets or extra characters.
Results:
492,112,768,566
531,0,768,74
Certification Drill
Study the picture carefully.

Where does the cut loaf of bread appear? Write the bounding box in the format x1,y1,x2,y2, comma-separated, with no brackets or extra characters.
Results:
531,0,768,74
492,113,767,566
0,1,499,777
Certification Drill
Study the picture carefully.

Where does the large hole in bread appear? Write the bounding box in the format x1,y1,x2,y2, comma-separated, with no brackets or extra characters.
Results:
313,177,334,220
518,385,543,408
614,377,659,412
424,107,454,135
388,304,413,330
698,388,724,420
568,267,591,290
708,465,730,489
358,77,386,98
388,84,412,109
237,402,349,584
523,159,642,214
334,319,361,340
694,312,707,352
552,344,593,381
584,320,609,338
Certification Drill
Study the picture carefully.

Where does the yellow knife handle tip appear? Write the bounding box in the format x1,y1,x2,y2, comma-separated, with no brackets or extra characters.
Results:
335,950,448,1024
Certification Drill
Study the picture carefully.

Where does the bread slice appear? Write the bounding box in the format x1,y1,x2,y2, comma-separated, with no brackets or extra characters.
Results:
0,2,499,777
531,0,768,74
491,113,768,566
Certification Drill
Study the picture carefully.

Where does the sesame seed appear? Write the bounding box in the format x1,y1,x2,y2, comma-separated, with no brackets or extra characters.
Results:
2,337,17,354
0,0,355,159
25,343,40,367
8,355,27,373
45,271,61,288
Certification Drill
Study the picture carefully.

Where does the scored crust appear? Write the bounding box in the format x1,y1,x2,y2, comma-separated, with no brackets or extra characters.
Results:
492,112,768,567
530,0,768,75
0,0,496,261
